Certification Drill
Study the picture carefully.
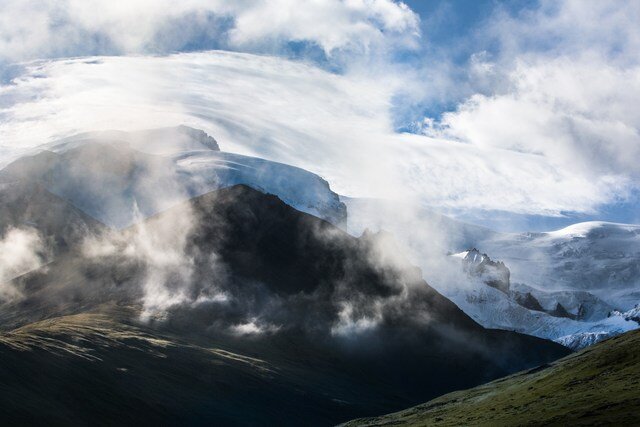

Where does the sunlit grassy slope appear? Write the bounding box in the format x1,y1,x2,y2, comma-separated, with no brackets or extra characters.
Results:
343,329,640,426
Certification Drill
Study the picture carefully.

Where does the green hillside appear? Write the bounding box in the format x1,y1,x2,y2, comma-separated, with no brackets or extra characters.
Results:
343,330,640,426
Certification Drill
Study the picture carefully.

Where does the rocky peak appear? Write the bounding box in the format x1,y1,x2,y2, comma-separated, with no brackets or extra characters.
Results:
461,248,511,294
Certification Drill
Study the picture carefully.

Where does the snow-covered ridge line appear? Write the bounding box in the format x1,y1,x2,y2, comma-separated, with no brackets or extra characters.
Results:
0,127,346,229
543,221,640,239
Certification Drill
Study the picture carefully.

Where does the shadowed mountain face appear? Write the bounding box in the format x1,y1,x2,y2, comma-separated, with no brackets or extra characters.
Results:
0,142,190,228
0,181,105,256
0,185,569,425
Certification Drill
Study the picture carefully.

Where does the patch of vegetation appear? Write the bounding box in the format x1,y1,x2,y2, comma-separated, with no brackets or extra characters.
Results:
343,330,640,426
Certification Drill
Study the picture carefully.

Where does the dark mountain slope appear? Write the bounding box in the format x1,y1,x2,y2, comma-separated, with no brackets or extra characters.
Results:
343,329,640,426
0,185,569,425
0,307,381,426
0,143,185,228
0,181,105,254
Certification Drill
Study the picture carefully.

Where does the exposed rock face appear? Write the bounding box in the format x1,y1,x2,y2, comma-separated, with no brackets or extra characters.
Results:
173,125,220,151
549,302,577,320
513,292,545,312
462,248,511,294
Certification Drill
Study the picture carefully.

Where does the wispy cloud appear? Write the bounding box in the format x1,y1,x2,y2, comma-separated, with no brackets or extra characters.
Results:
0,1,638,220
0,50,629,216
417,0,640,192
0,227,46,302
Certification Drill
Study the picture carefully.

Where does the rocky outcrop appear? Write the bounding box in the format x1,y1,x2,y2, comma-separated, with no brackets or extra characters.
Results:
513,292,545,312
462,248,511,294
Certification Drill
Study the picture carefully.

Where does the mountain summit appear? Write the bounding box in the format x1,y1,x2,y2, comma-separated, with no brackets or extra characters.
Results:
0,127,346,229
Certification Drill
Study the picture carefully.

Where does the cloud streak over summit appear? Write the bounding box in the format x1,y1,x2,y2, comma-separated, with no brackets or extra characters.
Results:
1,1,639,224
0,50,630,217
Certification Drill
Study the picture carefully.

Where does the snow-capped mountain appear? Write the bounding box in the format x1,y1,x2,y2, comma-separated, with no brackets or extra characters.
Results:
4,128,637,350
344,198,640,348
445,277,636,350
447,250,637,349
453,249,510,294
482,222,640,310
171,150,346,228
0,127,346,229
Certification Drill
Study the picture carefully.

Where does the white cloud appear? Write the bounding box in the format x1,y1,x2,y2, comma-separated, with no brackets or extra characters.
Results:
0,51,629,215
414,0,640,213
0,0,419,64
230,319,280,336
451,0,640,176
228,0,418,54
0,227,46,302
433,58,640,178
485,0,640,64
331,301,382,336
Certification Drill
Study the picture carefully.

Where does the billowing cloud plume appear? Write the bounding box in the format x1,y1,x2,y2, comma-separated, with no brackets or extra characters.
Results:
82,202,200,319
418,0,640,203
0,227,46,302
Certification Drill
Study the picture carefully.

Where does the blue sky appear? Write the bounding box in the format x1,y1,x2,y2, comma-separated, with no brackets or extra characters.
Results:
0,0,639,232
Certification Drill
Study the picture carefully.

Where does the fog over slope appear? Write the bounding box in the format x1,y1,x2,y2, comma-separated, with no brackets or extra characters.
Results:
0,126,346,229
2,127,637,351
0,2,638,425
0,183,568,425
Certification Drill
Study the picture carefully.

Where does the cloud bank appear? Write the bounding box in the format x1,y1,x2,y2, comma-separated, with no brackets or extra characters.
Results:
0,50,631,216
0,227,46,302
0,0,418,65
0,1,638,221
421,0,640,179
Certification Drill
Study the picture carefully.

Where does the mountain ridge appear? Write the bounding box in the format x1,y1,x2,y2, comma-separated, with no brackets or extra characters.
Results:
0,184,570,425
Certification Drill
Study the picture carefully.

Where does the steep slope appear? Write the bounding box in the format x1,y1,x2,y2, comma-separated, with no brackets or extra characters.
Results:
342,329,640,426
0,308,358,426
0,181,105,255
0,127,346,228
0,185,569,425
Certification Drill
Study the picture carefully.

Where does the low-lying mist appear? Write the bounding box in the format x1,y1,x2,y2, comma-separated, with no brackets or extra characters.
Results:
0,227,46,302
